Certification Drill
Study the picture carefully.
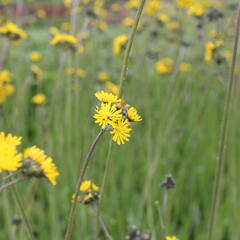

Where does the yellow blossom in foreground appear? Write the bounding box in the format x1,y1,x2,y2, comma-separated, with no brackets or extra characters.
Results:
165,236,180,240
122,17,134,27
94,102,122,129
145,0,162,16
179,63,192,72
156,58,173,74
31,93,47,104
95,90,119,103
50,33,77,50
31,65,42,79
105,81,119,96
0,21,27,43
98,72,109,82
29,51,42,62
0,132,22,173
127,107,142,122
110,119,132,145
23,146,59,185
113,34,128,54
188,2,205,17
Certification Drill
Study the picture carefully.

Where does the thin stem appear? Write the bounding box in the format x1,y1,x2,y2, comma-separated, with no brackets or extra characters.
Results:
161,189,168,238
94,203,113,240
0,172,15,182
70,0,82,34
0,176,26,193
207,5,240,240
64,129,105,240
11,185,34,240
118,0,146,97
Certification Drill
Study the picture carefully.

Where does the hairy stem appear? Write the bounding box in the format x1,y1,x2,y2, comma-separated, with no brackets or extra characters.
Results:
207,5,240,240
0,176,26,193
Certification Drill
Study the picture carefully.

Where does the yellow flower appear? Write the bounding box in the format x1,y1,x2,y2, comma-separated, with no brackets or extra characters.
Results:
97,20,108,31
165,236,180,240
125,0,139,9
0,70,11,83
145,0,162,16
36,9,47,18
31,93,47,104
64,0,72,8
29,51,42,62
122,17,134,27
0,132,22,173
110,118,132,145
157,13,169,23
98,72,109,82
127,107,142,122
0,21,27,43
156,58,173,74
94,103,122,129
224,50,232,61
80,180,99,192
95,90,119,103
23,146,59,185
113,34,128,54
188,2,205,17
179,63,192,72
204,40,223,63
0,70,14,103
49,26,59,36
167,21,180,31
76,68,86,78
105,81,119,96
61,22,71,31
177,0,194,8
50,33,78,50
31,65,42,79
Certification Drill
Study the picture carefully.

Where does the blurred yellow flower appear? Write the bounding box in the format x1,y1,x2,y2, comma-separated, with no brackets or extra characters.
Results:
50,33,77,50
76,68,86,78
31,93,47,104
125,0,139,9
165,236,180,240
36,9,47,18
224,50,232,61
61,22,71,31
157,13,169,23
177,0,194,8
167,21,180,31
0,132,22,173
188,2,205,16
29,51,42,62
0,70,14,103
127,107,142,122
156,58,173,74
145,0,162,16
179,63,192,72
98,72,109,82
31,65,42,79
122,17,134,27
204,40,223,63
105,81,119,95
113,34,128,54
49,26,59,36
95,90,119,103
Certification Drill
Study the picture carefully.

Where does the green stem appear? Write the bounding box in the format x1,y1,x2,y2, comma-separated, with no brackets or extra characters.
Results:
0,176,26,193
118,0,146,97
64,129,105,240
11,185,34,240
207,5,240,240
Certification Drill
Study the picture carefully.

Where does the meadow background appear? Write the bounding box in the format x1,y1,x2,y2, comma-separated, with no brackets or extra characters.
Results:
0,0,240,239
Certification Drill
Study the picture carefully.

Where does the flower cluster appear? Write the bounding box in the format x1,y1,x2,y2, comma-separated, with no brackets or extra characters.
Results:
0,132,59,185
155,58,173,74
205,40,224,63
113,34,128,54
177,0,206,17
0,70,14,103
93,91,142,145
50,33,78,50
73,180,100,204
0,21,27,44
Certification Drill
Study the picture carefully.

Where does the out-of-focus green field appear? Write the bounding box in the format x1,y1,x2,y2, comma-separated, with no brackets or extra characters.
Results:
1,1,240,240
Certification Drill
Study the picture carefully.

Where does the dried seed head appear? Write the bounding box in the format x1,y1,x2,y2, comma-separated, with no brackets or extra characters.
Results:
160,174,176,189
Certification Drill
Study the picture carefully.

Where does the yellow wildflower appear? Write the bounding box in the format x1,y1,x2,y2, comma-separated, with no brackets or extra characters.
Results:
177,0,194,8
125,0,139,9
95,90,119,103
94,103,122,129
165,236,180,240
204,40,223,63
113,34,128,54
31,93,47,104
31,65,42,79
145,0,162,16
122,17,134,27
105,81,119,96
224,50,232,61
167,21,180,31
188,2,205,17
80,180,99,192
36,9,47,18
157,13,169,23
61,22,71,31
110,119,132,145
179,63,192,72
0,132,22,173
50,33,77,50
156,58,173,74
29,51,42,62
98,72,109,82
127,107,142,122
49,26,59,36
0,70,14,103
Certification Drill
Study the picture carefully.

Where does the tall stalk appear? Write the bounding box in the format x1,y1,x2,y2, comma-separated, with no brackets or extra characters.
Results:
64,129,105,240
118,0,146,97
207,5,240,240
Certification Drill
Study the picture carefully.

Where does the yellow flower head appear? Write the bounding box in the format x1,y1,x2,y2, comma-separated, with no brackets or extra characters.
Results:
94,102,122,129
165,236,180,240
0,70,14,103
105,81,119,96
126,107,142,122
204,40,223,63
122,17,134,27
179,63,192,72
0,21,27,43
80,180,99,192
0,70,11,83
0,132,22,173
50,33,78,50
31,65,42,79
95,90,119,103
76,68,86,78
113,34,128,54
49,26,59,36
188,2,205,17
157,13,169,23
156,58,173,74
110,118,132,145
29,51,42,62
167,21,180,31
177,0,194,8
23,146,59,185
31,93,47,105
36,9,47,18
61,22,71,31
98,72,109,82
145,0,162,16
125,0,139,9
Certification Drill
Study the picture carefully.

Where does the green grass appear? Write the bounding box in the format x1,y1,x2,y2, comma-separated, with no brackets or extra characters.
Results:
1,4,240,240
